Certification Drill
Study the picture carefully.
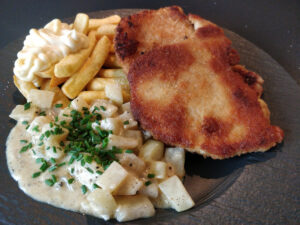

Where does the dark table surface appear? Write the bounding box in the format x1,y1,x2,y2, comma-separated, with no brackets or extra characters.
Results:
0,1,299,225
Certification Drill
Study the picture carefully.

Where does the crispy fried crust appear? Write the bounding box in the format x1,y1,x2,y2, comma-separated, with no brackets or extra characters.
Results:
115,6,284,159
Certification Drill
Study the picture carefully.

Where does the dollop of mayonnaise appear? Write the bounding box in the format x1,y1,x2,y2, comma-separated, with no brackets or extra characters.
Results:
13,19,89,85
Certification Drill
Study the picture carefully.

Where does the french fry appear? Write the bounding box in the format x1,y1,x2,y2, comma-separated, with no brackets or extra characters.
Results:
36,66,54,78
54,31,97,78
89,15,121,30
73,13,89,34
96,24,117,38
87,77,129,91
99,69,126,78
62,36,111,99
50,74,68,88
41,79,70,107
78,91,107,104
104,54,121,68
13,75,37,99
87,78,115,91
80,87,129,104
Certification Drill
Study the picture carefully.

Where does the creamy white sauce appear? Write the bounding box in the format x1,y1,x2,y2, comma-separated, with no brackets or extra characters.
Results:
13,19,89,85
6,123,88,212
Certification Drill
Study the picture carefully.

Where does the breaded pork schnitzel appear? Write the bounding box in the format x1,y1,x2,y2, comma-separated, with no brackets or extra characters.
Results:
114,6,284,159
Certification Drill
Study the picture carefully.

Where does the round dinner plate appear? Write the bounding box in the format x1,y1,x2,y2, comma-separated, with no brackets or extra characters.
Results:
0,9,299,225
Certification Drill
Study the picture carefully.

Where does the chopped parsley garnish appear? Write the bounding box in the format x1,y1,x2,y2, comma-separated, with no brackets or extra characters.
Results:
40,162,49,172
45,179,54,186
24,102,31,110
45,130,51,138
92,106,100,113
55,104,63,108
39,111,46,116
52,146,57,153
32,125,39,132
51,175,57,183
101,137,109,148
145,181,152,186
86,167,94,174
68,178,74,184
22,121,28,125
123,120,129,125
71,168,74,174
84,155,93,164
96,170,103,175
19,142,33,153
50,158,56,164
68,157,75,165
147,173,155,178
36,158,45,163
48,165,57,172
80,159,86,166
93,183,99,189
39,134,45,141
58,162,66,167
20,140,28,144
32,172,41,178
125,149,133,154
100,106,106,111
81,185,87,194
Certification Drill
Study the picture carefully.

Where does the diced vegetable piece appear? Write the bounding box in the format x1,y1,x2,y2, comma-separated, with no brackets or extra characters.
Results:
118,111,138,130
9,104,38,122
96,161,128,193
151,190,171,209
115,195,155,222
85,189,117,221
158,175,195,212
139,140,164,161
123,130,143,149
107,134,138,149
116,173,143,195
89,99,118,118
105,83,123,105
58,107,73,123
148,161,167,179
70,96,89,112
28,89,55,109
117,153,146,175
121,102,131,113
99,118,123,135
164,147,185,177
139,182,159,198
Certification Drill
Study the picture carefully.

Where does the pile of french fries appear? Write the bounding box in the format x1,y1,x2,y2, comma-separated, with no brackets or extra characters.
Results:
14,13,129,107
